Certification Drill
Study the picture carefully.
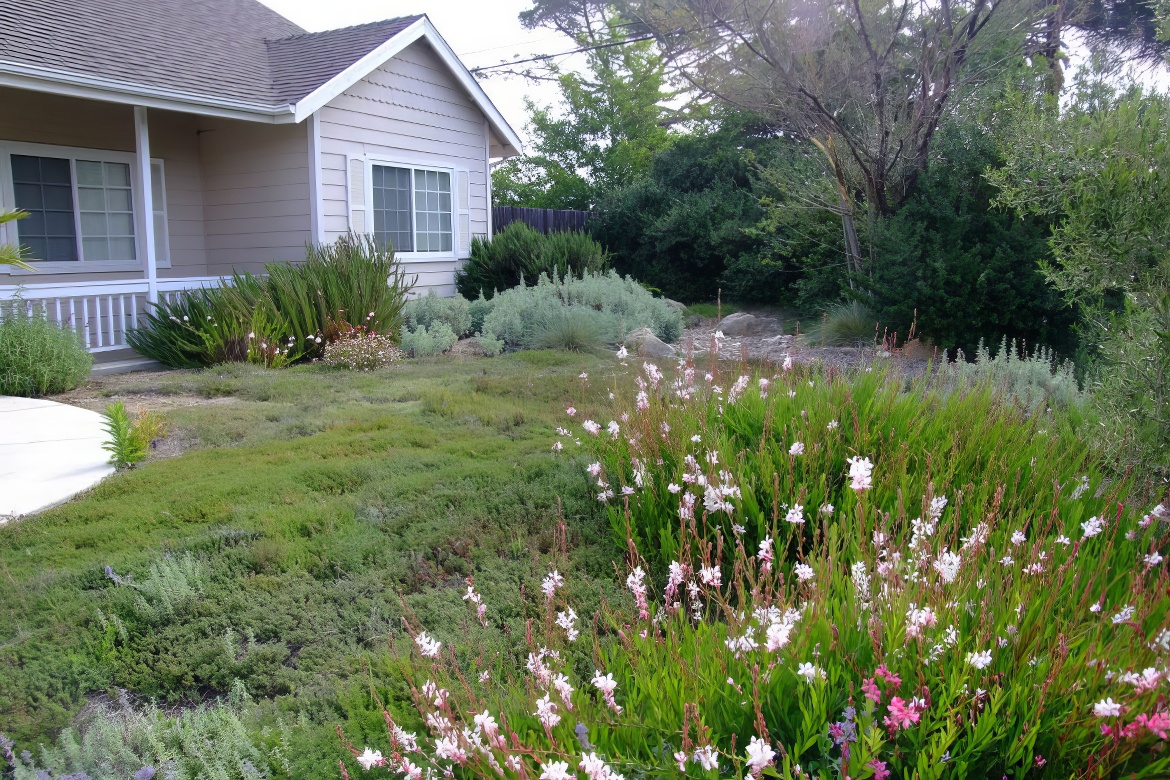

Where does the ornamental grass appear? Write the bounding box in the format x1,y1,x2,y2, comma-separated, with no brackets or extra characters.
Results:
342,344,1170,780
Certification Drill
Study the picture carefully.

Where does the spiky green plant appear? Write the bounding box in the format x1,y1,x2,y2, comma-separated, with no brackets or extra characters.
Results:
0,298,91,396
0,210,33,271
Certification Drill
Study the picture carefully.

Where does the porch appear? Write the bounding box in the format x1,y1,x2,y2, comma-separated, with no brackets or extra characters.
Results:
0,85,313,358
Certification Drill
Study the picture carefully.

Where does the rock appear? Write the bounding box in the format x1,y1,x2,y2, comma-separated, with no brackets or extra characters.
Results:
685,314,703,329
719,312,782,337
625,327,676,357
662,297,687,312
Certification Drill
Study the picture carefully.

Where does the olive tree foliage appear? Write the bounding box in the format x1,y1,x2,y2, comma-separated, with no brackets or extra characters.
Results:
597,0,1043,277
990,76,1170,480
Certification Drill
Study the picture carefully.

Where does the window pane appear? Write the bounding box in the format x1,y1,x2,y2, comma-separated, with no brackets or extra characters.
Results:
81,212,108,236
106,188,132,212
104,162,130,187
46,237,78,262
108,236,136,260
83,237,110,262
371,164,413,252
75,160,104,186
10,154,78,262
107,213,134,236
43,184,73,210
410,167,453,253
78,188,105,211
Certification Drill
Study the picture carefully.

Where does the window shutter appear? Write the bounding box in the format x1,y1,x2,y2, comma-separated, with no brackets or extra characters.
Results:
456,168,471,257
347,156,367,234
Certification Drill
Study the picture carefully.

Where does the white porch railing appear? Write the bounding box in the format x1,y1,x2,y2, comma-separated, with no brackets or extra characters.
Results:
0,276,227,354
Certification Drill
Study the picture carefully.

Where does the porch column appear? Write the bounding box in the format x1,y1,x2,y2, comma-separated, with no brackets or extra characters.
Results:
133,106,158,304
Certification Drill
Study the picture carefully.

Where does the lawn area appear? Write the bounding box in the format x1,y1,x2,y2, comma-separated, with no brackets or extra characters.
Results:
0,351,618,777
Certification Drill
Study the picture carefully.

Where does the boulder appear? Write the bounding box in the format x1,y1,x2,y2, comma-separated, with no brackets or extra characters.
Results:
719,312,782,337
662,297,687,312
625,327,676,358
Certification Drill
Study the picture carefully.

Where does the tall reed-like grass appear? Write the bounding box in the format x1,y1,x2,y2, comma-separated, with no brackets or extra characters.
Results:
128,235,411,368
340,349,1170,780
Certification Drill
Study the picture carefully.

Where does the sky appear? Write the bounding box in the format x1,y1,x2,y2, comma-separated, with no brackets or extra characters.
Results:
258,0,583,145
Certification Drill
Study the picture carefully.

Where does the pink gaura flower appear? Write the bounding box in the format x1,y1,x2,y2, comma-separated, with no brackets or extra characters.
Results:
875,664,902,688
862,677,881,703
884,696,921,731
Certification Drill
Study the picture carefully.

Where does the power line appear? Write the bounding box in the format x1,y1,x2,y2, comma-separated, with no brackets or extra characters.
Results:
470,33,660,74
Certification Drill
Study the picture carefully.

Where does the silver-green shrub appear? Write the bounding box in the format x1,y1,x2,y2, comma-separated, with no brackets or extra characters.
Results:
400,322,458,357
948,337,1082,410
110,553,207,625
479,271,683,351
403,290,472,338
9,682,271,780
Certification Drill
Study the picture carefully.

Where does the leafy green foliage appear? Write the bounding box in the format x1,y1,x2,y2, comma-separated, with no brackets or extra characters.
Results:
868,122,1073,354
0,209,33,270
455,223,609,300
990,80,1170,478
590,117,771,303
478,271,682,351
348,359,1167,780
128,235,411,369
0,302,92,396
101,402,166,469
493,8,676,209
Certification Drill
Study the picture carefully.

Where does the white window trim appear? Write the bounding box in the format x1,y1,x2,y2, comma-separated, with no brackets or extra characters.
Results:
367,157,457,262
0,139,170,275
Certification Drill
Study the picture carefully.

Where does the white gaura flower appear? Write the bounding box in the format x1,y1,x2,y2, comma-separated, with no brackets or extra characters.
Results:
583,420,601,436
1144,551,1163,566
782,354,793,371
1081,516,1105,538
785,504,805,524
542,570,564,600
1093,698,1122,718
788,442,805,455
540,760,573,780
793,563,815,582
693,745,719,771
1010,530,1026,545
846,456,874,491
616,345,629,359
745,736,776,774
827,420,840,430
1111,604,1135,624
356,747,383,770
933,549,962,583
820,503,834,515
535,694,561,728
414,631,441,658
966,650,993,670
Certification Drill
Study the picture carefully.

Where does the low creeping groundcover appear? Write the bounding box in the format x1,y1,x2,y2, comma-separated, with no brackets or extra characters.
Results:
341,348,1170,780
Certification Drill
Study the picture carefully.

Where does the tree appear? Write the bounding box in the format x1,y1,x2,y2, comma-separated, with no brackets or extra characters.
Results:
990,77,1170,477
607,0,1041,276
492,5,678,209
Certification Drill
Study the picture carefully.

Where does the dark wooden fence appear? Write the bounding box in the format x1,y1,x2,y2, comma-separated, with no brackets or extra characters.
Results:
492,206,590,234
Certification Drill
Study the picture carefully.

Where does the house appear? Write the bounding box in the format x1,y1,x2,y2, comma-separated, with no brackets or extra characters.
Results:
0,0,521,364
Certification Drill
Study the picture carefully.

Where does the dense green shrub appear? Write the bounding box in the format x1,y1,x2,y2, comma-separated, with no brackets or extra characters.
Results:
403,290,472,337
478,271,683,351
866,123,1073,354
128,235,411,368
455,223,609,300
349,360,1168,780
0,303,92,396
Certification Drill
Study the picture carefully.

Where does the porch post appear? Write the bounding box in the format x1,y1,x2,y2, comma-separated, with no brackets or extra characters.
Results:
134,106,158,304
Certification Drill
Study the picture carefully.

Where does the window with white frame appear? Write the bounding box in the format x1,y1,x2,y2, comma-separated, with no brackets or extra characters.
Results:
371,164,452,254
2,144,168,268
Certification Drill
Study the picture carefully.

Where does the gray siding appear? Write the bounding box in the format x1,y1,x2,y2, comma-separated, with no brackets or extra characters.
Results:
317,39,490,296
198,118,310,275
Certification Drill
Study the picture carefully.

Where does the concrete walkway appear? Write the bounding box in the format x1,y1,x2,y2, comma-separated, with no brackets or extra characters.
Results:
0,396,115,521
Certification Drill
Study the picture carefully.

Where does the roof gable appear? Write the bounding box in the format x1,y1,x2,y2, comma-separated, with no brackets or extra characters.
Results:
0,1,521,155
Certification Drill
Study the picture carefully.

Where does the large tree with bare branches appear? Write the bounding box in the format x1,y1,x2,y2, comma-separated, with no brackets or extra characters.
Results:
619,0,1041,273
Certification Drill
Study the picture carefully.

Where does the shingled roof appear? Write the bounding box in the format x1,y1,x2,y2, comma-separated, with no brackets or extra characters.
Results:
0,0,422,108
